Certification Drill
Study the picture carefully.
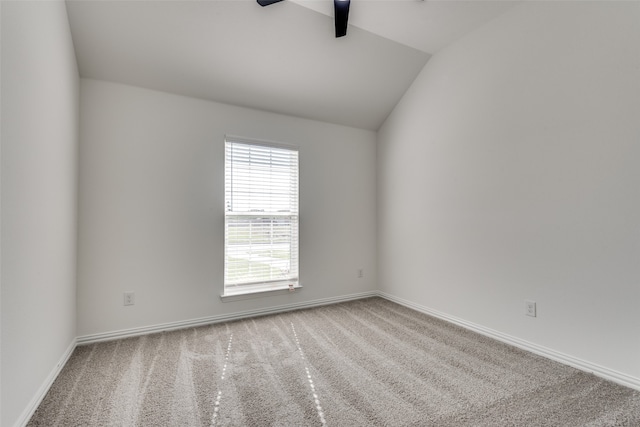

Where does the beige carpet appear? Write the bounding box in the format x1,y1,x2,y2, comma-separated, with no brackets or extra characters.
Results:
28,298,640,426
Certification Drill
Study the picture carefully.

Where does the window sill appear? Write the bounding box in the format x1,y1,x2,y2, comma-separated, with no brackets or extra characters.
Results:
220,284,303,302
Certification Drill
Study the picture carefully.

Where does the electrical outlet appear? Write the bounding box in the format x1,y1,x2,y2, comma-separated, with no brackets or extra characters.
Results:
358,268,364,278
525,300,536,317
124,292,135,306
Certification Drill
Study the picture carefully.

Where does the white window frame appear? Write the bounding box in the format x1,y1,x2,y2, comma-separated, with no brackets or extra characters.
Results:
222,136,300,298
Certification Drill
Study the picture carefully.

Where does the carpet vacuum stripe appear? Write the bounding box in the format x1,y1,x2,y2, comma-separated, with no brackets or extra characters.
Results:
211,333,233,426
291,322,327,426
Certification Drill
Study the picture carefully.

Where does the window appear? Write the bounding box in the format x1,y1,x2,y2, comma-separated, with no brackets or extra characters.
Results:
224,137,299,296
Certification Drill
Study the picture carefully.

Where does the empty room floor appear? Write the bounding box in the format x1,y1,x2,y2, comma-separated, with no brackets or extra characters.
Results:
28,298,640,426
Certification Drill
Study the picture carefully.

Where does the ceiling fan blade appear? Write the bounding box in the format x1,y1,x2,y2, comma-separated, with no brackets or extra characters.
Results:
334,0,350,38
257,0,284,6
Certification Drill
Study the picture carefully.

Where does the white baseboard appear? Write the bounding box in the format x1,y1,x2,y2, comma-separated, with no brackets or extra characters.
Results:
77,291,378,345
15,338,77,427
378,291,640,392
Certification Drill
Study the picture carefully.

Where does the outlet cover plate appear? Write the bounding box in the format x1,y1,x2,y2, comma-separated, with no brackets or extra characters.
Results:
525,300,536,317
124,292,135,306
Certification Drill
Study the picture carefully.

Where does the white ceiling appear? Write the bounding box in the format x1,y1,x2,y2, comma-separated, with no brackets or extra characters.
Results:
65,0,516,130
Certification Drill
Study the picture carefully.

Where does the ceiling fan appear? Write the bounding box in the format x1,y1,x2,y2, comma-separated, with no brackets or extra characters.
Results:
257,0,351,38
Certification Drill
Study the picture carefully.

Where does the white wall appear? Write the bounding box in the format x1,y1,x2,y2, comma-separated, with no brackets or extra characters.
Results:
77,79,377,337
378,1,640,382
1,2,79,426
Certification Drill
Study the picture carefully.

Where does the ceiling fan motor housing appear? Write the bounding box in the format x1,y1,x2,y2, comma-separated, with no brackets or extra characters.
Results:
257,0,351,38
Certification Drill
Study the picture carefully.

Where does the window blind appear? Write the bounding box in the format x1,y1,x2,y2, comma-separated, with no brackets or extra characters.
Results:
224,138,299,295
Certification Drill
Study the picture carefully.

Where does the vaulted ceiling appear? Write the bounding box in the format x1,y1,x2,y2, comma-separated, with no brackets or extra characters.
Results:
65,0,516,130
